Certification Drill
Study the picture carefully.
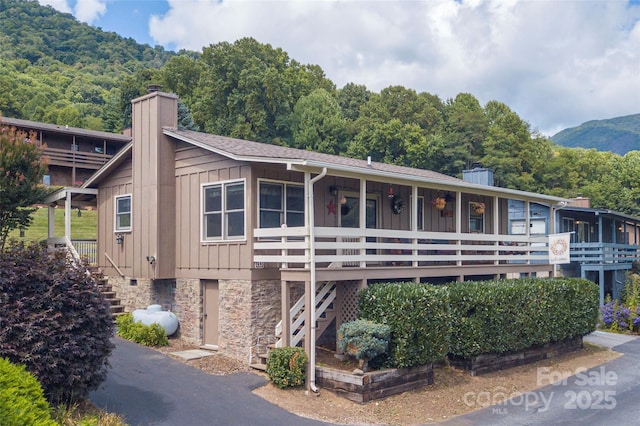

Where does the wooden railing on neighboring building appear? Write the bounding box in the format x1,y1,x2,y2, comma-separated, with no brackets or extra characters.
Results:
571,243,640,264
44,147,112,170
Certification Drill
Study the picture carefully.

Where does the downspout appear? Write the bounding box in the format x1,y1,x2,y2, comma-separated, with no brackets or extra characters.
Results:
307,167,327,394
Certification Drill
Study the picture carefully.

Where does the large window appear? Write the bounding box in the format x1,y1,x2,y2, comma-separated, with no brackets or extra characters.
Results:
258,181,304,228
114,194,132,232
202,180,245,241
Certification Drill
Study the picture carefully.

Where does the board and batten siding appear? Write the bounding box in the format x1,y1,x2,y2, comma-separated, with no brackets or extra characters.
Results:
97,159,133,277
174,143,254,279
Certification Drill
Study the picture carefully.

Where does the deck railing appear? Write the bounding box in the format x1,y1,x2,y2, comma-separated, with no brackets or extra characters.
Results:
44,147,112,170
571,243,640,264
253,227,550,269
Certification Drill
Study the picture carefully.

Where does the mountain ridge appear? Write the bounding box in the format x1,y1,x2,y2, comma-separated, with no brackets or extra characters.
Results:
551,114,640,155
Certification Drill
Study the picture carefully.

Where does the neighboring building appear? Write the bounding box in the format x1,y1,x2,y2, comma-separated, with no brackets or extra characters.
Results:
556,200,640,303
0,116,131,187
48,91,571,387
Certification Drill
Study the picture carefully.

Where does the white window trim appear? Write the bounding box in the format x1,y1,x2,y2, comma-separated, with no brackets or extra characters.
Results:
114,194,132,233
412,195,425,231
257,178,305,229
200,178,246,243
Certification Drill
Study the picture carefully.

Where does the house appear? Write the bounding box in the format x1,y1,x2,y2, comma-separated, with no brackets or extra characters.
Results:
0,116,131,187
47,90,571,388
556,199,640,303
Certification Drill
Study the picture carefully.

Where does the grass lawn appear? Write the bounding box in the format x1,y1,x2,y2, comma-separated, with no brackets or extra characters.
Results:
8,206,97,242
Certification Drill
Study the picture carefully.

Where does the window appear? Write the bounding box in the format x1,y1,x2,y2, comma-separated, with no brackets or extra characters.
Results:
202,180,245,241
469,202,484,233
414,196,424,230
115,194,132,232
258,181,304,228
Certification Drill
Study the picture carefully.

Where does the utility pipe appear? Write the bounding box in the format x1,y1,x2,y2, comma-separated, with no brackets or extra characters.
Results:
306,167,327,393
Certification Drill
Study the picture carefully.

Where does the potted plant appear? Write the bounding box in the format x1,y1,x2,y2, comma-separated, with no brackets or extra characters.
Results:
472,202,485,214
432,197,446,210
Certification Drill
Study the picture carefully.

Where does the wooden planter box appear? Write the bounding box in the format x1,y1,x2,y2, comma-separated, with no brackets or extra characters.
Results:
315,363,434,403
448,335,583,376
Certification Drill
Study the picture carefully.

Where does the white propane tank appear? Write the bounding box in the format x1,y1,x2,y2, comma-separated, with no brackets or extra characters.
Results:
132,304,179,336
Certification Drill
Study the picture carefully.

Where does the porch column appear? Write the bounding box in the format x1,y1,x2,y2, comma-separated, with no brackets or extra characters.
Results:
599,270,605,306
359,178,366,268
47,203,55,240
280,280,291,347
304,280,313,386
493,195,499,269
525,200,530,265
64,191,71,242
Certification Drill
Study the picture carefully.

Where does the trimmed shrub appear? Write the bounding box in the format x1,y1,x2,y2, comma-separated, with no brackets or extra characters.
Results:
337,320,390,368
266,347,308,388
116,313,168,346
0,357,57,426
0,242,114,404
448,278,599,357
358,283,450,368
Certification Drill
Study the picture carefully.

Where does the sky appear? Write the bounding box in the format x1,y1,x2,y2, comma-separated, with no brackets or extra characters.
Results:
38,0,640,137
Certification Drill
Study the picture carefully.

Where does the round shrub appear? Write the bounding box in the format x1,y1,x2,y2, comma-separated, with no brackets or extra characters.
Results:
337,319,390,367
0,242,114,404
116,313,169,346
266,347,308,388
0,357,57,426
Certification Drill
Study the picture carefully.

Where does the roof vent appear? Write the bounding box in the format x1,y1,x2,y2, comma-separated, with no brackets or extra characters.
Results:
147,84,162,93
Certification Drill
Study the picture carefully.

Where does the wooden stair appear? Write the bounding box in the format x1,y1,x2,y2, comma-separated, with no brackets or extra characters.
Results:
90,267,125,320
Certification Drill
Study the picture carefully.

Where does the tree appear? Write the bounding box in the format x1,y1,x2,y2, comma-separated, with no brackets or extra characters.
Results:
0,122,48,249
289,88,347,154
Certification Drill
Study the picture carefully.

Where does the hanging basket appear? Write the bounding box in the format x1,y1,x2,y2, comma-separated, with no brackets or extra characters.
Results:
472,202,485,215
432,197,446,210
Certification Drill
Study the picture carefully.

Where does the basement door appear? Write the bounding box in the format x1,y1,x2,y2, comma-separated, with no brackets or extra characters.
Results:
203,280,219,348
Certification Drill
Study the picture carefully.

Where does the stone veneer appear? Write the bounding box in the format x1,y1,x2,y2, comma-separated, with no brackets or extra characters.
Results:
218,279,281,363
107,274,285,363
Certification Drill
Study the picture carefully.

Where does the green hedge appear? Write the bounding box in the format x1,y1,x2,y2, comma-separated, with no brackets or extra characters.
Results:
0,357,57,426
358,283,450,368
116,313,169,346
447,278,599,357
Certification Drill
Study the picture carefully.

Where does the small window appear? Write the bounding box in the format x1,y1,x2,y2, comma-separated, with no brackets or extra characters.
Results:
258,181,304,228
469,202,484,233
202,180,245,241
115,194,132,232
415,196,424,230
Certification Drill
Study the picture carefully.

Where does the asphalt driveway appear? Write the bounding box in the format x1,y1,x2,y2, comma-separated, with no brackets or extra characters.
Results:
92,333,639,425
440,332,640,425
90,337,328,426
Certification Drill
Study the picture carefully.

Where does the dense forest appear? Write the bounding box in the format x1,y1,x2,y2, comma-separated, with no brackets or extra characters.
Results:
1,0,640,215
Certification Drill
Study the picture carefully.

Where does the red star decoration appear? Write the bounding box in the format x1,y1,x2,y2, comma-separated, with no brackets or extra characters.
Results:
327,199,336,215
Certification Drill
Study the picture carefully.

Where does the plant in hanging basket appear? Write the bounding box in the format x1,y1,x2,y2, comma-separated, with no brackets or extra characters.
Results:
432,197,446,210
472,202,485,214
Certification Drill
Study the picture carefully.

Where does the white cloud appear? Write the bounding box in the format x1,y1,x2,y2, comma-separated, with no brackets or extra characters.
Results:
37,0,73,14
39,0,106,23
41,0,640,135
73,0,107,24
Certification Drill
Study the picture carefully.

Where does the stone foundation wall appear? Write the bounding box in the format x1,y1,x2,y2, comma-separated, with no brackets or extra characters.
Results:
173,278,201,344
107,274,284,364
108,276,153,312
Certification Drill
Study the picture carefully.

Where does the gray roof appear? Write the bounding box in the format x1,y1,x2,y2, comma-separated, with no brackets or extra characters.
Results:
165,129,463,183
1,116,131,143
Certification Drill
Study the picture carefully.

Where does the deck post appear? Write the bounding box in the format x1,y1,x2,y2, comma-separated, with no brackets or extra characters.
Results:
304,279,313,388
281,280,291,347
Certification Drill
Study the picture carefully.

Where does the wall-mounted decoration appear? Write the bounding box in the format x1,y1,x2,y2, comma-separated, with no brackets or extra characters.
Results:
391,195,405,214
440,209,454,217
327,199,336,215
